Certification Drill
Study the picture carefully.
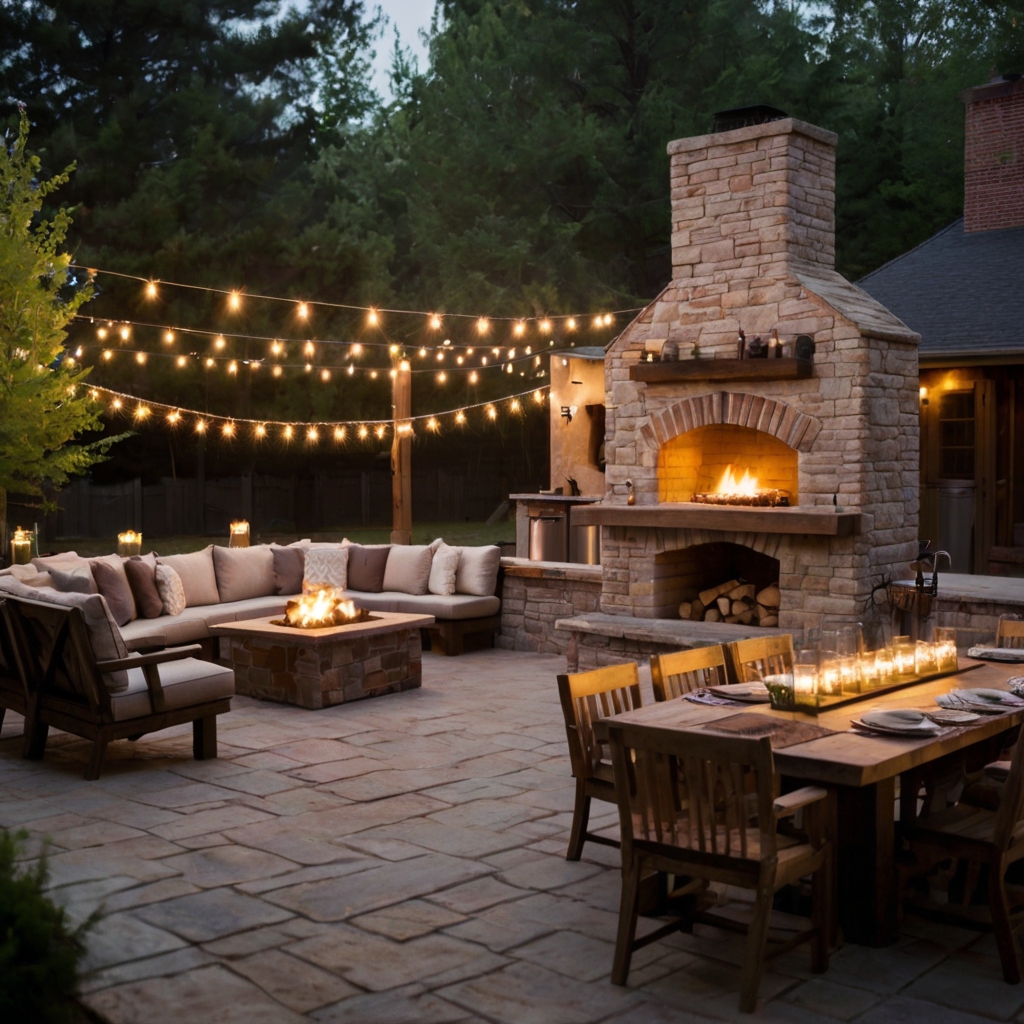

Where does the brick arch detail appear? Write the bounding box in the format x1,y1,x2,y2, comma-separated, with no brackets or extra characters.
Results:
641,391,822,453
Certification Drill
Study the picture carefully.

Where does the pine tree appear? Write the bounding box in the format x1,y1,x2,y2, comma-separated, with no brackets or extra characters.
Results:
0,108,119,549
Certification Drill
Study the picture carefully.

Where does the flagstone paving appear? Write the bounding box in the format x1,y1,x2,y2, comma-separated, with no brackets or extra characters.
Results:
0,649,1020,1023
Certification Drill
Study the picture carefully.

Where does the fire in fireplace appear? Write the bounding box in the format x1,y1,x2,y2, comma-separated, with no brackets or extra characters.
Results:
691,464,791,507
272,590,373,629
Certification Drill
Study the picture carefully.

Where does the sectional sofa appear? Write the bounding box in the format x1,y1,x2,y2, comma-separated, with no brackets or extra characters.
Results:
1,539,502,657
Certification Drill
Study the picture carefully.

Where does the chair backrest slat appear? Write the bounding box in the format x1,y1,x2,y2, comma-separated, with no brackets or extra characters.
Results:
996,618,1024,650
725,635,795,683
609,721,775,866
557,663,642,780
651,646,727,701
993,739,1024,850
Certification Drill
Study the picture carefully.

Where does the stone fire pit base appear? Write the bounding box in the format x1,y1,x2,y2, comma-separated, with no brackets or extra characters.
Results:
211,612,435,709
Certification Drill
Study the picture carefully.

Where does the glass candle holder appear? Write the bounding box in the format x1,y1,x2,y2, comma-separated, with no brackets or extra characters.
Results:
10,526,32,566
874,648,895,688
117,530,142,558
818,656,842,697
892,637,916,680
765,673,795,711
839,655,861,694
793,649,818,708
859,654,880,690
933,627,959,672
915,640,937,677
229,520,250,548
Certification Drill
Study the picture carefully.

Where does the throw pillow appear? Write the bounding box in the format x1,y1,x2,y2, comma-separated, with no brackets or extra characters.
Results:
428,543,460,596
156,546,220,607
155,564,186,616
271,545,304,595
30,552,97,592
382,545,433,595
346,544,390,592
212,544,276,602
455,545,502,597
91,553,144,618
88,559,136,627
303,546,349,593
49,565,95,595
124,557,164,619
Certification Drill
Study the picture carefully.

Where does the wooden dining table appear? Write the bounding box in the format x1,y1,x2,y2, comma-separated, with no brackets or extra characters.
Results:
595,659,1024,946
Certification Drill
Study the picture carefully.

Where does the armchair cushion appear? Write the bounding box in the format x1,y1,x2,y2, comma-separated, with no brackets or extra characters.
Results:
110,657,235,721
158,547,220,607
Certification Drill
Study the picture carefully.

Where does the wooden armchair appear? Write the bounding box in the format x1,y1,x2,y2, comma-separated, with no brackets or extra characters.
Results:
3,596,233,780
899,735,1024,982
725,634,795,684
557,662,642,861
650,645,727,701
996,618,1024,649
607,720,832,1011
0,599,26,731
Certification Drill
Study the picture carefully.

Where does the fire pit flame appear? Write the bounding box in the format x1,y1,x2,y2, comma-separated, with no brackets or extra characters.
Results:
276,589,371,629
692,464,791,508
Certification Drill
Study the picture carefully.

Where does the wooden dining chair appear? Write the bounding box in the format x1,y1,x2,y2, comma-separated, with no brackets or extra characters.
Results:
557,662,642,861
650,645,727,701
725,634,795,684
607,720,832,1011
898,736,1024,983
996,618,1024,649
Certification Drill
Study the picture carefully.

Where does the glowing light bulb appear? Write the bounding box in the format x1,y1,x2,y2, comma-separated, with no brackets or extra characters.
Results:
511,398,521,412
89,389,99,400
514,322,525,337
505,363,514,374
347,365,355,376
272,365,283,378
163,331,174,344
97,327,108,340
443,338,451,347
145,281,158,299
604,313,614,326
297,302,309,319
533,389,544,403
250,360,260,371
228,291,241,311
539,319,551,334
477,317,489,335
436,351,444,362
456,356,463,365
304,341,315,357
508,348,516,359
566,318,576,331
227,361,238,374
389,344,399,356
466,347,474,355
135,352,147,365
455,410,466,425
351,343,362,357
358,425,368,439
469,371,478,384
177,355,187,368
103,349,113,361
307,427,318,443
112,398,123,410
120,326,130,341
429,314,441,329
370,370,378,379
389,369,397,379
305,363,312,373
271,340,283,356
334,426,345,441
427,417,439,432
419,347,427,357
222,422,235,437
195,418,207,433
481,356,488,365
367,309,378,326
283,425,294,441
255,424,267,438
399,360,410,372
593,315,604,329
375,424,386,439
215,335,226,350
205,358,215,368
167,410,181,424
437,372,447,384
487,405,497,420
134,404,150,419
320,369,331,382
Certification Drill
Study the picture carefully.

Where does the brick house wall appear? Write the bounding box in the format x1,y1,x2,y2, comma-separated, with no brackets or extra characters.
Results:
964,76,1024,234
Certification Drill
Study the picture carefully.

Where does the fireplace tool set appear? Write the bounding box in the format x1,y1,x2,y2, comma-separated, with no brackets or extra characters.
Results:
887,542,951,641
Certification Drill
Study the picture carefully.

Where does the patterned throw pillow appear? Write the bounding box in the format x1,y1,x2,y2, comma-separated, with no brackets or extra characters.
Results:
303,546,350,593
155,563,186,616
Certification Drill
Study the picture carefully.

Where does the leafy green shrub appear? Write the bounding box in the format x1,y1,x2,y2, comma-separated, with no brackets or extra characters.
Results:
0,828,91,1023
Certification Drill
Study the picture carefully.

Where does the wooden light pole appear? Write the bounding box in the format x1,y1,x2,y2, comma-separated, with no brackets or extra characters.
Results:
391,356,412,544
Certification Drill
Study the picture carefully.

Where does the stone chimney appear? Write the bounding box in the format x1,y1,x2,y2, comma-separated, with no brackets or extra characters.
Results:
669,117,837,281
963,74,1024,233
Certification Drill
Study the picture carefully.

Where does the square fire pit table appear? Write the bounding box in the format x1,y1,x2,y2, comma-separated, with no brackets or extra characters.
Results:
210,612,434,709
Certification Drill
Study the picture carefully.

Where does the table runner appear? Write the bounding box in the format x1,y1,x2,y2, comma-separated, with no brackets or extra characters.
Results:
701,714,837,749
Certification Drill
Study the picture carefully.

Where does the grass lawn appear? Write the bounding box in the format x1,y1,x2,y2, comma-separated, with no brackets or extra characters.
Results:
49,521,515,557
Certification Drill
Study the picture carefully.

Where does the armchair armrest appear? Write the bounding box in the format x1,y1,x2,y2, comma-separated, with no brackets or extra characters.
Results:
96,644,202,715
773,786,828,818
95,644,202,673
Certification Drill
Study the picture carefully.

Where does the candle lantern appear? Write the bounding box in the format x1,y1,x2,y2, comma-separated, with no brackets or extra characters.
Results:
229,520,250,548
793,648,818,708
933,627,959,672
117,530,142,557
893,637,916,680
10,527,32,566
915,640,937,677
874,648,895,687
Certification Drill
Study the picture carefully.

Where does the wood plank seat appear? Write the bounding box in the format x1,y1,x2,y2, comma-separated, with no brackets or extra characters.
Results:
1,595,234,780
557,662,643,860
607,720,833,1011
650,645,728,701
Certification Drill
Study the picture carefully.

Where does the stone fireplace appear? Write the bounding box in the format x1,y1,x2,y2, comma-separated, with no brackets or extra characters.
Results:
574,115,922,633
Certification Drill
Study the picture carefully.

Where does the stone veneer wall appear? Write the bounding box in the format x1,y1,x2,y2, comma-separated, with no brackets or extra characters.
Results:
497,559,602,655
602,118,921,632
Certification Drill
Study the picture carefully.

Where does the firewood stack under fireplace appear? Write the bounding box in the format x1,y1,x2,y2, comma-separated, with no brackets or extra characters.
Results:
678,581,780,627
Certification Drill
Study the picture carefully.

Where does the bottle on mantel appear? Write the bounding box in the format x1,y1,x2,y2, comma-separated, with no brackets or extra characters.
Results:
736,329,746,360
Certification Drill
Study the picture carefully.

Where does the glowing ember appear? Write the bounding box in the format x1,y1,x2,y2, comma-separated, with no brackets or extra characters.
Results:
692,465,790,507
274,589,371,629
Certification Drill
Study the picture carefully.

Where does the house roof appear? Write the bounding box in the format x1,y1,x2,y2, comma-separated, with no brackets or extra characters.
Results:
858,218,1024,360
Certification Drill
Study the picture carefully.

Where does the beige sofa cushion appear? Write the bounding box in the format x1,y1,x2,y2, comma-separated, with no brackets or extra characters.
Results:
158,547,220,607
213,545,275,602
382,545,432,595
0,577,131,692
343,589,498,620
428,543,459,596
455,545,501,596
111,657,234,721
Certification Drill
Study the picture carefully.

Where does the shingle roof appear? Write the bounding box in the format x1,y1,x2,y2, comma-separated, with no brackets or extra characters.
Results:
858,218,1024,359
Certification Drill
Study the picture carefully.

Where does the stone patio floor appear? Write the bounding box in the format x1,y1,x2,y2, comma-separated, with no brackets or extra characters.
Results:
0,648,1021,1023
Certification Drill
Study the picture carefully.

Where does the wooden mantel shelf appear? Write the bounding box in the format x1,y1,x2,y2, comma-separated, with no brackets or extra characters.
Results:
571,502,862,537
630,356,814,383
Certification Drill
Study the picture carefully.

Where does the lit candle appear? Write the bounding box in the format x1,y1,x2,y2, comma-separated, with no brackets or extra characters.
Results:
839,655,860,694
117,530,142,557
874,649,895,687
933,627,959,672
915,640,937,677
10,527,32,566
818,657,842,696
229,520,250,548
859,655,879,691
793,664,817,706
